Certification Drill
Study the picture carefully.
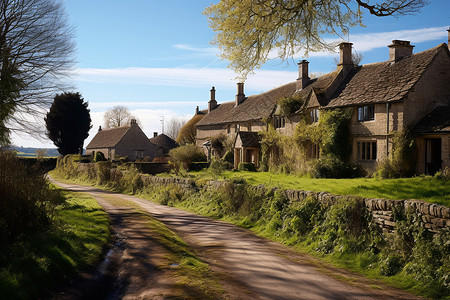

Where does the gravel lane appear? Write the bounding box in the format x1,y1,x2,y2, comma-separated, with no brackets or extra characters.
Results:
51,179,422,300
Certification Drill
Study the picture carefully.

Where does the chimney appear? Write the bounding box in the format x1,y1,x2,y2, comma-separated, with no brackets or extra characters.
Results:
130,119,137,125
208,86,217,113
447,28,450,50
337,42,353,77
153,132,158,137
388,40,414,62
195,106,199,115
296,60,310,90
98,125,102,132
235,82,245,106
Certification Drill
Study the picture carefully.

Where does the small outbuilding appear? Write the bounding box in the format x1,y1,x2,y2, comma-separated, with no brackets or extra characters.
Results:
149,133,178,156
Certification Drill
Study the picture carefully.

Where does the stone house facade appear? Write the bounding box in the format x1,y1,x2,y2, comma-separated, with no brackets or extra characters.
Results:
86,120,158,161
195,30,450,175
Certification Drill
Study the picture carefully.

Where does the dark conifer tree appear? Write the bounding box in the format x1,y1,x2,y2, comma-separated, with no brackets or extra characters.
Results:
45,93,92,155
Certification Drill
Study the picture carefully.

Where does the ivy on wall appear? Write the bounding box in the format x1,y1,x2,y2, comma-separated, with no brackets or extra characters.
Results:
375,130,416,178
260,107,356,177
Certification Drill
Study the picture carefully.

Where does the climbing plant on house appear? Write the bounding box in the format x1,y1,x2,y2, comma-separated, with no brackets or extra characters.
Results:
295,107,356,178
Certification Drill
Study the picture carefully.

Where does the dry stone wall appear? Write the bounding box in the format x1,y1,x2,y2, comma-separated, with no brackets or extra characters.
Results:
74,162,449,234
144,175,449,233
283,189,449,233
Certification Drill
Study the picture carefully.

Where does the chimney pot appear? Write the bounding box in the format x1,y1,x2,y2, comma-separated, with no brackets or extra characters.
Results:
208,86,217,113
337,42,353,77
98,125,102,132
235,82,245,106
195,106,199,115
388,40,414,62
296,60,310,90
153,132,158,137
130,119,137,125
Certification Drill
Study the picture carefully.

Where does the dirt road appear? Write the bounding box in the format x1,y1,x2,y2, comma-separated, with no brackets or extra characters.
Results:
50,179,421,300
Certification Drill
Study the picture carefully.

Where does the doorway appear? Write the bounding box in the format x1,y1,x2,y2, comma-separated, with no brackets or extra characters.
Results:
425,138,442,174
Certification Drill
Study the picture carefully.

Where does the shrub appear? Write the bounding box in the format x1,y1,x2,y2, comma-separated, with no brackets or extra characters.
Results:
375,130,416,178
238,162,256,172
208,157,228,176
380,255,404,276
94,151,107,162
0,151,64,242
169,144,206,171
222,150,234,164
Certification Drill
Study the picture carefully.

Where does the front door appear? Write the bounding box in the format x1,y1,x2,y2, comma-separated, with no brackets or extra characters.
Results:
425,138,442,175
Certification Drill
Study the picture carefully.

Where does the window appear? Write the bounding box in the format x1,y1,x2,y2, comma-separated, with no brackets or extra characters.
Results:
227,125,231,134
357,105,375,121
310,143,320,159
310,109,319,123
135,150,144,160
248,122,252,132
274,116,285,129
357,141,377,160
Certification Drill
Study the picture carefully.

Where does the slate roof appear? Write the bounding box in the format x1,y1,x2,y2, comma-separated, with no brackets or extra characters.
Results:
413,104,450,134
86,126,130,149
197,82,297,126
326,44,448,108
236,131,260,148
149,134,178,153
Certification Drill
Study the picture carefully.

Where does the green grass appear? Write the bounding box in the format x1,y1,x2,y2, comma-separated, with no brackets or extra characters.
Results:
183,170,450,207
0,189,110,300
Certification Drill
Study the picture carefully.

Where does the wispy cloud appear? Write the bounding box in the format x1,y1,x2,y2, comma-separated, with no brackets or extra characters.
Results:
173,44,219,56
75,67,297,91
298,26,448,57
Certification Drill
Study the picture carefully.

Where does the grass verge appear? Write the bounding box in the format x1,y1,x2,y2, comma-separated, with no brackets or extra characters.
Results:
0,188,110,300
181,170,450,207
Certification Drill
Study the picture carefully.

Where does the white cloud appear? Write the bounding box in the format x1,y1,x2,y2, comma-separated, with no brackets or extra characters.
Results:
265,26,449,59
75,67,297,91
346,26,448,52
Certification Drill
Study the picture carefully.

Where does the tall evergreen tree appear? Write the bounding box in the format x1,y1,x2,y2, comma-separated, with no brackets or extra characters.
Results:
45,93,92,155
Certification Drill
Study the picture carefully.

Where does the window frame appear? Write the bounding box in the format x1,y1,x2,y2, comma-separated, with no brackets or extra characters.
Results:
310,109,319,123
357,141,377,161
357,105,375,122
274,116,286,129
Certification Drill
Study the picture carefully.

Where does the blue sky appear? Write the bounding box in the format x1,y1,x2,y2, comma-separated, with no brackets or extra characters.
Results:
12,0,450,148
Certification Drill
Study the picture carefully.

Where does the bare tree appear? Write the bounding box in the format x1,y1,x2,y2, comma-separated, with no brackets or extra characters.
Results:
165,117,187,140
0,0,75,146
103,105,140,128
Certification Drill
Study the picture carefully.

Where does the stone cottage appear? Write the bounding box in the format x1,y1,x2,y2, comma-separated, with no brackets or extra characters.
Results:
86,119,158,161
195,29,450,174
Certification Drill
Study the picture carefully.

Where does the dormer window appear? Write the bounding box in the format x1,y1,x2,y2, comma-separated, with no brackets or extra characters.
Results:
310,109,319,123
358,105,374,122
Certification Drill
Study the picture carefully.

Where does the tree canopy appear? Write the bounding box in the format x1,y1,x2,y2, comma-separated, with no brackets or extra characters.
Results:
176,114,204,145
204,0,427,79
0,0,75,145
103,105,137,128
45,93,92,155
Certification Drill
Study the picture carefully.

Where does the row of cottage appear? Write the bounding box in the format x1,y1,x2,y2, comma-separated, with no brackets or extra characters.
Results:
86,29,450,175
